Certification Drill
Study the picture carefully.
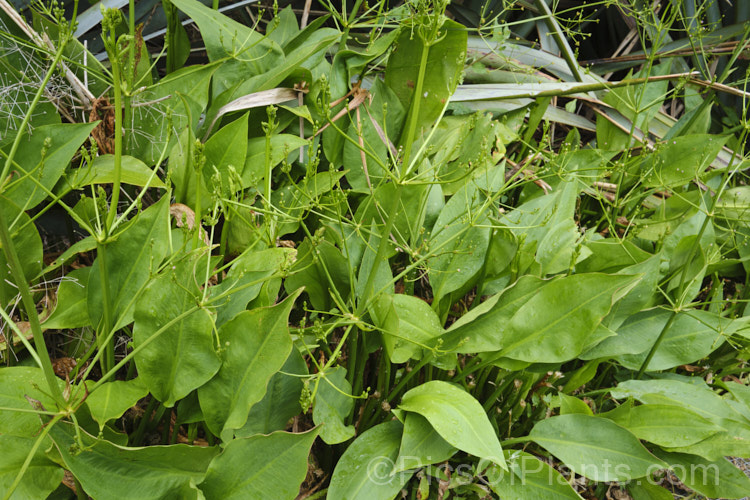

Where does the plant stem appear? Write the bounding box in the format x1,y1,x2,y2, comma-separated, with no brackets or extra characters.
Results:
106,45,124,233
0,220,64,405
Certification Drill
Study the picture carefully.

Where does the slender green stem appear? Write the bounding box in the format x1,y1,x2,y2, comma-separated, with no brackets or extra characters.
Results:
400,42,430,170
0,221,64,405
636,310,677,379
355,187,403,316
95,242,115,373
105,48,124,233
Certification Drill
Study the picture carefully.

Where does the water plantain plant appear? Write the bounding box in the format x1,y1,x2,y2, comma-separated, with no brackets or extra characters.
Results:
0,0,749,498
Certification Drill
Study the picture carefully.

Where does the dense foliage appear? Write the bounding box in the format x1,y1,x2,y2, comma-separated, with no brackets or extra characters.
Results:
1,0,749,498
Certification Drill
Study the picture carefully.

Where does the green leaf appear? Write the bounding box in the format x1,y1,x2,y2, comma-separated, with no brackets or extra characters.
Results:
398,380,507,469
170,0,282,97
133,255,220,408
615,309,731,371
66,155,166,189
284,239,350,311
500,273,637,362
610,378,749,428
86,378,149,429
393,413,456,473
428,183,492,305
499,179,580,275
653,449,750,499
198,290,301,436
128,66,215,165
210,247,295,327
88,195,171,329
641,135,729,188
198,429,318,500
241,134,309,189
0,197,43,306
558,393,593,416
486,451,583,500
49,422,218,500
385,19,466,148
343,78,405,193
626,481,675,500
529,414,665,482
313,366,355,445
0,435,63,500
328,420,411,500
373,294,444,363
3,122,96,209
599,401,724,448
42,267,91,330
203,112,248,197
0,367,60,437
237,348,307,437
442,275,545,353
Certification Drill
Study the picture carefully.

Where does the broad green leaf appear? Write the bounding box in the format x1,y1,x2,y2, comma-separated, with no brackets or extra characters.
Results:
133,256,220,407
127,66,214,165
0,197,43,306
273,170,345,236
398,380,507,469
584,309,731,369
284,239,350,311
487,451,583,500
530,414,665,482
355,220,394,304
210,247,295,327
237,348,307,437
500,273,638,362
0,435,62,500
724,381,750,414
626,481,675,500
170,0,282,97
373,293,444,363
616,310,730,371
66,155,166,189
641,135,728,188
558,393,593,416
604,254,660,330
203,112,248,197
428,183,492,305
328,420,411,500
49,422,218,500
611,378,749,429
86,378,149,429
198,430,318,500
393,413,456,473
442,275,546,352
88,196,171,329
3,122,96,209
664,424,750,461
313,366,355,444
715,186,750,222
577,239,652,273
599,401,724,448
242,134,309,189
198,291,301,436
385,19,466,148
0,367,60,437
653,449,750,499
343,78,406,193
499,179,580,275
42,267,91,330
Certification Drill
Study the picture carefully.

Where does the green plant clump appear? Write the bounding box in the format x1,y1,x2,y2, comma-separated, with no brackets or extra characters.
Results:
0,0,749,498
